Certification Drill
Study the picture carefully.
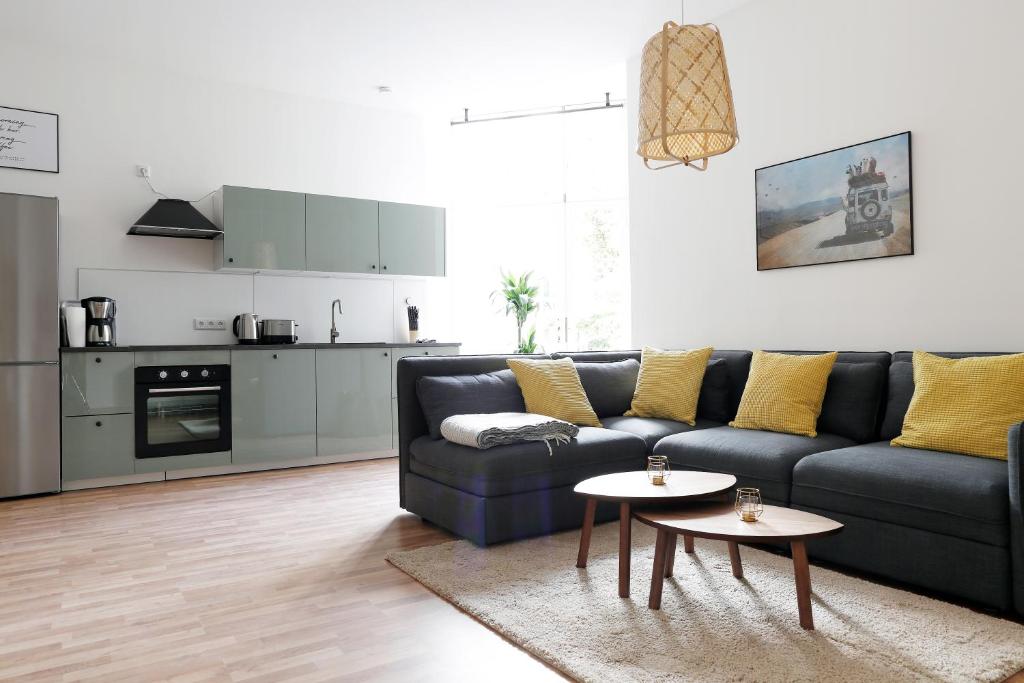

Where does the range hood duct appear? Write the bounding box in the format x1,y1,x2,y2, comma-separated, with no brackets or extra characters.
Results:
128,198,222,239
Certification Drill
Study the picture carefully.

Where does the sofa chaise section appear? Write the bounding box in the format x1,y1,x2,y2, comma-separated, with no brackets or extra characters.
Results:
791,351,1024,612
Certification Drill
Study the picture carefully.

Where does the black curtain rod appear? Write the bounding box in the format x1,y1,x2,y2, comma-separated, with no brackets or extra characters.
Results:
451,93,623,126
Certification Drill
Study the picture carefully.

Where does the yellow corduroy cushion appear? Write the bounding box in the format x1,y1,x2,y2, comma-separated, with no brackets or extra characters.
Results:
506,357,602,427
729,351,838,437
891,351,1024,460
624,346,714,425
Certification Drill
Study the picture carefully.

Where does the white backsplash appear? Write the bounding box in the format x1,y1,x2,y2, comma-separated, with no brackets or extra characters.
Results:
77,268,451,346
253,274,392,344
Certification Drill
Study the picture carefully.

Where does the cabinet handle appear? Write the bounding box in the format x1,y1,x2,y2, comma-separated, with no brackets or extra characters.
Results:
272,353,278,359
383,352,389,357
95,420,103,427
371,264,377,270
423,351,429,355
228,257,234,263
94,357,102,363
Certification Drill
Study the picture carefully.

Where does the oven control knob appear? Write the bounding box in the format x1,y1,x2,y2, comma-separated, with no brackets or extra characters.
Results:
201,368,210,378
158,370,168,379
180,370,189,379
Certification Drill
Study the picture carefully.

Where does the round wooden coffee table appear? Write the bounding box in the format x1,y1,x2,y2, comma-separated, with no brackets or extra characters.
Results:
635,502,843,629
573,471,736,598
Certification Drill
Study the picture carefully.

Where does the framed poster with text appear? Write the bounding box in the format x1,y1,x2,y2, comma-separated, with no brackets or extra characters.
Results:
0,105,59,173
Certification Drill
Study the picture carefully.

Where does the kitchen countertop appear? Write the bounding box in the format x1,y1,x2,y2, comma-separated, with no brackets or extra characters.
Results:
60,342,461,353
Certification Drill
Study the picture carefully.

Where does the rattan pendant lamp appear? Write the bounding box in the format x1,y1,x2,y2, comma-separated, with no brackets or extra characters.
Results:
637,1,738,171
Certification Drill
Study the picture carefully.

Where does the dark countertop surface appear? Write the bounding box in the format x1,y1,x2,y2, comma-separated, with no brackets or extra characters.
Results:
61,342,461,353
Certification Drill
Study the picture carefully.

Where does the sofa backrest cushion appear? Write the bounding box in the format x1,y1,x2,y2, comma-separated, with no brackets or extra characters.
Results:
696,358,732,423
416,369,526,439
551,349,752,423
817,361,888,442
883,351,1019,441
880,361,914,440
575,358,639,418
767,351,891,442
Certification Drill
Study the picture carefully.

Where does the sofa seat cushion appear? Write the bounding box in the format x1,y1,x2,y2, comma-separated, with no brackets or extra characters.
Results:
792,442,1009,546
603,416,722,452
408,427,647,497
655,426,855,504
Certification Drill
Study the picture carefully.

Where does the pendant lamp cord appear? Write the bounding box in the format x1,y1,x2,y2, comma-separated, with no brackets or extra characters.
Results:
681,0,685,24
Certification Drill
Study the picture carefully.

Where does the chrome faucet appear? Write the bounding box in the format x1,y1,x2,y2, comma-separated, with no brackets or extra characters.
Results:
330,299,342,343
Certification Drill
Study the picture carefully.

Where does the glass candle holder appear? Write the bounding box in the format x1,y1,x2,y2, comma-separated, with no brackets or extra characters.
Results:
647,455,671,486
734,487,763,522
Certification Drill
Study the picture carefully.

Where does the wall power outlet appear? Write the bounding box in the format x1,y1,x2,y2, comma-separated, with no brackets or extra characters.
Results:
194,318,227,331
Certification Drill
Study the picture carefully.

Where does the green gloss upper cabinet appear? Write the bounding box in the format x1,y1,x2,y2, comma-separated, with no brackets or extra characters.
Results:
231,350,316,463
315,349,392,458
61,352,135,417
305,195,380,275
378,202,446,276
216,186,306,270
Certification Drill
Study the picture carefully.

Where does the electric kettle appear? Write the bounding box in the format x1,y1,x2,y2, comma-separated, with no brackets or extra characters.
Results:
232,313,261,345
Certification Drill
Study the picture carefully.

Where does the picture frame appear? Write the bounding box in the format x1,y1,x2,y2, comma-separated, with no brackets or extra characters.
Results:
0,105,60,173
754,131,912,271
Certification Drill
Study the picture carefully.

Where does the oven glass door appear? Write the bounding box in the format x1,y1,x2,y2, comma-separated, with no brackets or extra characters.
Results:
136,383,231,458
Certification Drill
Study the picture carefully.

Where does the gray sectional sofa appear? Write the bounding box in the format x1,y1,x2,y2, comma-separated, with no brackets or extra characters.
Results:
396,349,1024,615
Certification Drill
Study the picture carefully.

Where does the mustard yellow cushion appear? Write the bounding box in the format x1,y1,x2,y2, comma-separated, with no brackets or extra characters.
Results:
729,351,837,437
506,357,602,427
624,346,714,425
891,351,1024,460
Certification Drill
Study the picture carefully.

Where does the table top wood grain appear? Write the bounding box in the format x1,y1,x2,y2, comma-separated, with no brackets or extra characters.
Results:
635,502,844,542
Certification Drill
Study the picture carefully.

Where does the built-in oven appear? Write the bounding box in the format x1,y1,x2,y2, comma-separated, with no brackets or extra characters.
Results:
134,365,231,458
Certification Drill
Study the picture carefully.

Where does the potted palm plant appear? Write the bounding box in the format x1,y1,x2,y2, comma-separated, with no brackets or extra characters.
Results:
492,270,540,353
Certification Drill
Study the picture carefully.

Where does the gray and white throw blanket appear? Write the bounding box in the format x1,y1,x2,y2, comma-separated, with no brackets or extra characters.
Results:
440,412,579,455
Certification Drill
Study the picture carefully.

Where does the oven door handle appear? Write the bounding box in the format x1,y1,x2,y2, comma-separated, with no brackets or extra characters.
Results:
147,386,222,394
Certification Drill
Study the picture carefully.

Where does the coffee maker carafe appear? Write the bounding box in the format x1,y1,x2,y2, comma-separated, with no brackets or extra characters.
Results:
81,297,117,347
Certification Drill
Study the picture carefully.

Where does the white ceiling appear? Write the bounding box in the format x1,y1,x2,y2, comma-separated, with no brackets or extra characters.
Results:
4,0,752,117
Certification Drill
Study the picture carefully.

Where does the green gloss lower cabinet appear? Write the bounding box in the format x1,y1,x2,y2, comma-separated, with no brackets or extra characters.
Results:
61,352,135,416
316,349,393,458
231,350,316,464
62,414,134,481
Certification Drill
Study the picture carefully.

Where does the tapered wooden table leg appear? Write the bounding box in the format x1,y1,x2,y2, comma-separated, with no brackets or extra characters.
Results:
664,534,677,578
648,529,669,609
576,498,597,568
683,534,695,553
791,540,814,630
618,502,631,597
727,541,743,578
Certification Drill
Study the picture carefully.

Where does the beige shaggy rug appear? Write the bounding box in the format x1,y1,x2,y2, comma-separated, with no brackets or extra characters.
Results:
388,521,1024,682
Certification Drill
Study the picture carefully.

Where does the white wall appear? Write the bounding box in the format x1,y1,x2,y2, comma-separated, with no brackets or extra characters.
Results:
0,36,452,343
628,0,1024,352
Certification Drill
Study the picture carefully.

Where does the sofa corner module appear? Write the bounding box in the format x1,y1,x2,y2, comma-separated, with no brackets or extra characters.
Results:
1008,422,1024,613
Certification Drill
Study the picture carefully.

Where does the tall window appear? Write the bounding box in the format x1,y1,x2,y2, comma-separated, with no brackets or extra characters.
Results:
445,106,630,354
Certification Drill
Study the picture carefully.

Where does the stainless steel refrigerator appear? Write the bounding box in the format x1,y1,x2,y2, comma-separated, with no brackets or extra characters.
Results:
0,192,60,497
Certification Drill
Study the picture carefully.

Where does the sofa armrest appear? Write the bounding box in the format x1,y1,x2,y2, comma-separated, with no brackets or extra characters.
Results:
1008,422,1024,613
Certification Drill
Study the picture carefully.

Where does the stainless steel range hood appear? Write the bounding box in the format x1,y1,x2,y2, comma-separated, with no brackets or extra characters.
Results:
128,198,222,239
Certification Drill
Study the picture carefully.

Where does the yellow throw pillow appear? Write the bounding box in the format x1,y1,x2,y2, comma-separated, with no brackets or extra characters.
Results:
624,346,714,425
506,357,602,427
730,351,837,437
891,351,1024,460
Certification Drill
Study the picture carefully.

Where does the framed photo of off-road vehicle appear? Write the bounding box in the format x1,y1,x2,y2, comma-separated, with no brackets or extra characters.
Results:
754,131,913,271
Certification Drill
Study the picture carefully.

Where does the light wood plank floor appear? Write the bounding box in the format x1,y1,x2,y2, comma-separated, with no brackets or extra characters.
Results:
0,459,563,682
1,459,1020,682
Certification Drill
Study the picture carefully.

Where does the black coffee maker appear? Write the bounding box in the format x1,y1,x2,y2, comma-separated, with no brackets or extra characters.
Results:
81,297,117,347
